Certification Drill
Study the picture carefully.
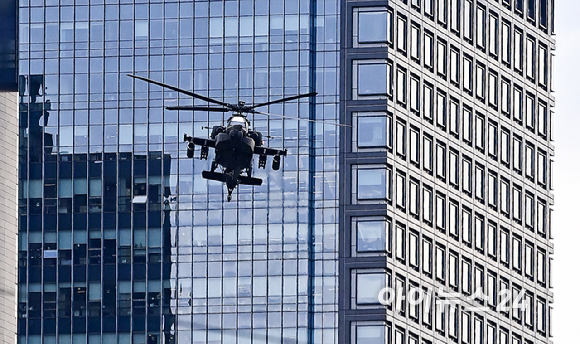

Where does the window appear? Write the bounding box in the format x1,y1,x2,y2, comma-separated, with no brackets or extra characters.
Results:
356,324,388,343
488,72,498,107
500,179,510,215
514,29,523,71
396,68,407,104
537,200,546,236
476,64,485,100
462,260,472,295
353,60,392,99
450,99,459,136
475,115,485,151
423,187,433,224
423,83,434,121
450,0,460,33
462,208,472,245
410,127,420,165
525,242,534,278
410,179,419,216
474,215,484,252
500,229,509,266
411,24,420,61
475,164,485,201
464,0,473,40
356,219,390,253
437,0,447,25
437,40,447,77
526,94,535,131
436,92,447,129
397,15,407,53
500,129,510,165
487,222,497,258
396,172,406,209
396,121,406,157
462,107,472,143
538,150,547,185
488,121,498,158
501,79,510,115
539,44,548,86
525,144,535,180
410,75,420,112
528,0,537,21
436,194,445,230
463,56,473,92
423,238,433,275
538,101,548,137
487,273,497,307
450,252,459,289
396,225,406,262
409,231,419,269
435,245,445,281
450,48,460,85
488,172,498,208
474,317,484,344
355,8,391,45
355,112,391,150
525,193,534,229
537,249,546,284
513,136,522,171
501,22,511,66
489,14,499,56
462,158,472,194
424,32,434,69
476,6,486,49
354,165,390,202
425,0,434,17
436,143,446,180
356,272,387,305
512,235,522,271
524,293,534,328
449,149,459,186
450,201,459,238
423,135,433,172
513,86,523,122
513,186,522,221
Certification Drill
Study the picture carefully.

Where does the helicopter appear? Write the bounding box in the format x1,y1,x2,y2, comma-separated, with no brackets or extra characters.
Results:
128,74,344,202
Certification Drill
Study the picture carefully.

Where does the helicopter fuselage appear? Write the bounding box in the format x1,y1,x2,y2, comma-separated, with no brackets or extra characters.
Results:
184,115,285,201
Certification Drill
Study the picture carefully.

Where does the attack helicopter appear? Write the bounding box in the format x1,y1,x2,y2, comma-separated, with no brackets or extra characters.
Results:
128,74,344,201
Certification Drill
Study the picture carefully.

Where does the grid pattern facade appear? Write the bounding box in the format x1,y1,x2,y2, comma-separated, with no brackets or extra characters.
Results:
339,1,554,344
0,91,19,344
17,0,340,343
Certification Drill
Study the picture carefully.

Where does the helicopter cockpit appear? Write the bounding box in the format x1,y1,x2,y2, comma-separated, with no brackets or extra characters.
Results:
227,116,249,133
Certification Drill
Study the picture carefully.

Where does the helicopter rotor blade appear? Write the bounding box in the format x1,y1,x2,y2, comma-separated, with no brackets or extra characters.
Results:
166,106,230,112
128,74,232,108
249,92,318,110
254,111,350,127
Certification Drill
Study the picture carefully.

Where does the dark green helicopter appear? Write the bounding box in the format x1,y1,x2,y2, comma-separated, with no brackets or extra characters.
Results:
129,74,344,201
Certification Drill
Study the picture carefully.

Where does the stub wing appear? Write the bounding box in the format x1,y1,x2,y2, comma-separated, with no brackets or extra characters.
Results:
253,146,287,156
190,137,216,148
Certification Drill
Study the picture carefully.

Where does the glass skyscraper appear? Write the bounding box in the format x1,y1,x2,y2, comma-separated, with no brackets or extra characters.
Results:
17,0,554,344
18,0,338,343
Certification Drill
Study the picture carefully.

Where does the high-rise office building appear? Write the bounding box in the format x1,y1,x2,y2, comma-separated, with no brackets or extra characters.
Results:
338,0,554,344
18,0,338,343
1,0,19,343
16,0,554,344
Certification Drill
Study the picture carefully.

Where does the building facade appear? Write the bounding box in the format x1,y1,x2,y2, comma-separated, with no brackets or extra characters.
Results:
338,1,554,344
18,0,339,343
0,0,19,342
17,0,554,343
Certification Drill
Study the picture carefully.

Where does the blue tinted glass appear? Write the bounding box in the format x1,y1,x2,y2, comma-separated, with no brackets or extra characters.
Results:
358,116,387,147
357,169,387,199
357,63,387,95
357,221,387,252
358,11,387,43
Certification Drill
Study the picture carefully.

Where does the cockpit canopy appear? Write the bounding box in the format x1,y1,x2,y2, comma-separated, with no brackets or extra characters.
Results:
228,116,249,132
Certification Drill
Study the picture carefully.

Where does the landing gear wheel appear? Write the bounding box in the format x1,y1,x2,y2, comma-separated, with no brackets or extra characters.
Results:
227,193,232,202
210,161,218,172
